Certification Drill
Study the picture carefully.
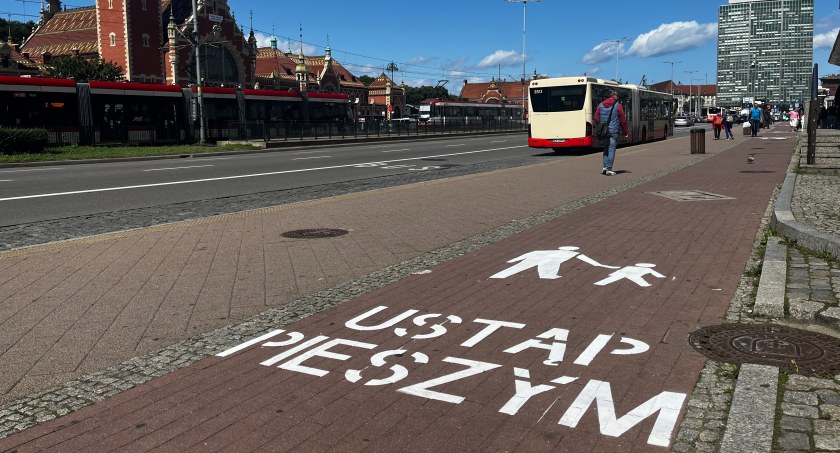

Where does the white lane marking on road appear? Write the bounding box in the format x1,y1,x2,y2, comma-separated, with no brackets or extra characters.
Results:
0,145,527,202
289,149,334,155
292,156,331,160
446,144,465,147
0,179,12,182
142,164,215,172
381,149,411,153
0,167,61,174
490,140,506,143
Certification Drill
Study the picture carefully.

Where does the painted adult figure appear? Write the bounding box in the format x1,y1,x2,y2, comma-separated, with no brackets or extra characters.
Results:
593,90,629,176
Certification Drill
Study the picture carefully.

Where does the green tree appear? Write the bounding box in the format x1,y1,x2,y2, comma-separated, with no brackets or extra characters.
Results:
45,56,124,81
358,75,375,86
0,18,35,44
403,85,455,106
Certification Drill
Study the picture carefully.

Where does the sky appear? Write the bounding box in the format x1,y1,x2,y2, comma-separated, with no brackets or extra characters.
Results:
3,0,840,91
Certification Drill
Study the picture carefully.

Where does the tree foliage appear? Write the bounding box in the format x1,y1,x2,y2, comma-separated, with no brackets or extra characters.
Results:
403,85,456,106
358,75,375,86
45,56,124,81
0,18,35,44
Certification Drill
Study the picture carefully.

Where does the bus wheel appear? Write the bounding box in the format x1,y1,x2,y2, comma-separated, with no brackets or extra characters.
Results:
641,127,647,142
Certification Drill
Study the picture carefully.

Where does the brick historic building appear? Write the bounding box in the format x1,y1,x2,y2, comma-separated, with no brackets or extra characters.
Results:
11,0,407,118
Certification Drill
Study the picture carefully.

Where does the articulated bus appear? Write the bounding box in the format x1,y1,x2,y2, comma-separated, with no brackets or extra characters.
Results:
528,76,674,151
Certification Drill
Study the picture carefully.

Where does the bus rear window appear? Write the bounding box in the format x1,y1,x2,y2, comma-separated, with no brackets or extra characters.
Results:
530,86,586,112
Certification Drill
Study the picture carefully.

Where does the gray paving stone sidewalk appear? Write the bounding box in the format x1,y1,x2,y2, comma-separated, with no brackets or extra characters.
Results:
773,134,840,453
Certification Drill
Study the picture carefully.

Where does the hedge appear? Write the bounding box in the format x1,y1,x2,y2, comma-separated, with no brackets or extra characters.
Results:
0,128,49,154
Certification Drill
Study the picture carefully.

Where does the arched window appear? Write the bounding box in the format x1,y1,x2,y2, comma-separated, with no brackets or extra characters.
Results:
141,0,147,10
108,0,113,8
142,34,150,47
109,33,116,46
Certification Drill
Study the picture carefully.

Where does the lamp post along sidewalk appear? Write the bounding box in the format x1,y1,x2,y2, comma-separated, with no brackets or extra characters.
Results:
506,0,542,120
191,0,206,144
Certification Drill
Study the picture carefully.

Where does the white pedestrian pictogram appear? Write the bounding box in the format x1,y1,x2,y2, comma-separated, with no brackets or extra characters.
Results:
490,246,619,280
593,263,665,287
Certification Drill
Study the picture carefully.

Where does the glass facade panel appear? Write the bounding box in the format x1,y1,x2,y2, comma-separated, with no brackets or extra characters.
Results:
717,0,813,107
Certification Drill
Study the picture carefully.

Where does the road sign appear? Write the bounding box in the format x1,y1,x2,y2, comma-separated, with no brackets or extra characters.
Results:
209,14,223,23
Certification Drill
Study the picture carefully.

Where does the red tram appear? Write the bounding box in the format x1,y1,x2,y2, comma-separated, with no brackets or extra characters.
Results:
0,76,351,145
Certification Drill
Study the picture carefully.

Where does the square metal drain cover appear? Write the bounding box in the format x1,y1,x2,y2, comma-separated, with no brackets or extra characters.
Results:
648,190,736,201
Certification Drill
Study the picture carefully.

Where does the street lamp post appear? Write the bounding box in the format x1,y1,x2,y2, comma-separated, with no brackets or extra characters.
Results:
694,78,705,117
506,0,542,119
684,70,697,114
190,0,206,144
604,37,627,82
663,61,681,95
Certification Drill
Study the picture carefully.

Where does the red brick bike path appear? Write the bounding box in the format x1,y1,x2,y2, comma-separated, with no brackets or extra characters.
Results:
0,136,792,452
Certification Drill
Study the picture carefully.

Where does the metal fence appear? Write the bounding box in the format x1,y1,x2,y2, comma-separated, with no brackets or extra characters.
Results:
205,118,526,143
34,118,525,147
44,125,188,147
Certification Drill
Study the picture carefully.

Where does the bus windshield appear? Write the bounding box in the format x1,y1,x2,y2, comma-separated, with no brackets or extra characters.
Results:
530,85,586,112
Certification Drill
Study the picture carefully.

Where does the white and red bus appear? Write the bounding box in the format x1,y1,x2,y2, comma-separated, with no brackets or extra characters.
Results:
528,76,674,151
705,107,722,123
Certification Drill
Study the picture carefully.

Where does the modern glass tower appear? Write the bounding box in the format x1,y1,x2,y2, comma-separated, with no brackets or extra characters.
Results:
717,0,813,107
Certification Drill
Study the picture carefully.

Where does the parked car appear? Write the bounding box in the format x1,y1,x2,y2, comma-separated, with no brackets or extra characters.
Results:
675,114,693,127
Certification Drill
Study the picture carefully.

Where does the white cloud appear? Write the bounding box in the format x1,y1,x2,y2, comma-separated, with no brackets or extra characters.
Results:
407,56,435,65
816,11,840,31
582,42,624,65
476,50,521,68
626,21,717,58
344,63,381,77
254,32,317,55
814,28,839,50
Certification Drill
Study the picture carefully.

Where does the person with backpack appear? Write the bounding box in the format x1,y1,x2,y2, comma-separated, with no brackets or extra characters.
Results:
593,90,629,176
749,104,763,137
723,111,735,140
712,111,723,139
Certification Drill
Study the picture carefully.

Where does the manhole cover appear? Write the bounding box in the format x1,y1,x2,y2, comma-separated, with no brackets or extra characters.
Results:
281,228,349,239
688,324,840,376
648,190,735,202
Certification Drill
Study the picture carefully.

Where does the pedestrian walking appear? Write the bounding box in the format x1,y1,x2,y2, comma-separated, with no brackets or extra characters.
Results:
723,110,735,140
828,103,838,129
712,111,723,139
819,106,827,129
593,90,629,176
749,104,762,137
788,108,800,133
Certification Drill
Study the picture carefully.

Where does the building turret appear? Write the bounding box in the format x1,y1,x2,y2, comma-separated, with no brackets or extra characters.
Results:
167,9,178,85
296,50,307,92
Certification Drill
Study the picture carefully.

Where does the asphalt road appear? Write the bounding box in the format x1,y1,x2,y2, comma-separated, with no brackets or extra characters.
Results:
0,128,705,250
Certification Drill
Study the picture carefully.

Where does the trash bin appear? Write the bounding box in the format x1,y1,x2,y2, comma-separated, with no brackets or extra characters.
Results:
690,127,705,154
743,122,752,136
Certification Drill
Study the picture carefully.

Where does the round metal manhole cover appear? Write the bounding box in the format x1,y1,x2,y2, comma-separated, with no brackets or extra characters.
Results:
688,324,840,376
281,228,349,239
